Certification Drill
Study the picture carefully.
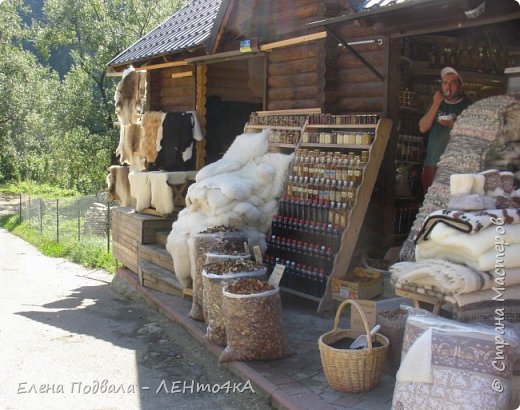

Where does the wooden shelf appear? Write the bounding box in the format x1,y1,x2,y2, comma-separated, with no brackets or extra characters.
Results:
301,143,371,150
317,118,392,313
245,124,303,130
280,286,321,303
269,143,298,148
305,124,378,129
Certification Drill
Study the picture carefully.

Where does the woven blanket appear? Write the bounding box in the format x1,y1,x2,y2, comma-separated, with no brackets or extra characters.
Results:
445,284,520,307
391,260,488,295
393,311,517,410
453,300,520,324
400,95,520,261
415,208,520,241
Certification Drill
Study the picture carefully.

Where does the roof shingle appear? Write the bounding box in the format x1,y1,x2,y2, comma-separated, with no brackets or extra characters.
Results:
107,0,226,67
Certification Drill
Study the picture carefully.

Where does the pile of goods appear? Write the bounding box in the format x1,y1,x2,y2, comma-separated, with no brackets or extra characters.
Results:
219,278,291,362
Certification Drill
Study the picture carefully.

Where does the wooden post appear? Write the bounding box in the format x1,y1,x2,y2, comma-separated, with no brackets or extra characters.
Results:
318,118,393,313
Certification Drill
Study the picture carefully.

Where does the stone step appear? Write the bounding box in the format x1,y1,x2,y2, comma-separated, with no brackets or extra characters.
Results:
138,243,174,272
155,230,170,247
138,260,183,297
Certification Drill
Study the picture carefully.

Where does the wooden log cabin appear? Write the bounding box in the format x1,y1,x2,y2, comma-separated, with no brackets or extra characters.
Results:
106,0,520,300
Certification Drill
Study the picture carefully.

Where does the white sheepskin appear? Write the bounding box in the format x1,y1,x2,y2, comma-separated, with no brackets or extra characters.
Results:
166,129,293,290
148,171,174,215
195,129,269,182
128,171,151,211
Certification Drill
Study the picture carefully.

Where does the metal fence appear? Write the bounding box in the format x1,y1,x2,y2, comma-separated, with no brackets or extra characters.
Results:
18,194,113,252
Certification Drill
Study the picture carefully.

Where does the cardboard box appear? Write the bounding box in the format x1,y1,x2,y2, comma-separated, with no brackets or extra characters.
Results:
331,267,383,301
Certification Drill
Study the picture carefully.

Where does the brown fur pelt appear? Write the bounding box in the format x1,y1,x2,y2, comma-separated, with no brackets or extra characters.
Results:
106,165,132,207
114,67,147,126
140,111,166,163
116,124,145,170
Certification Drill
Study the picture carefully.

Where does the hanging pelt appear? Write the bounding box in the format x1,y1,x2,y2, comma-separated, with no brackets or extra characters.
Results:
140,111,166,163
114,66,147,126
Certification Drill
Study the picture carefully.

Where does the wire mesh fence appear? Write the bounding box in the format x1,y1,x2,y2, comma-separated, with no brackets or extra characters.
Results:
18,193,113,252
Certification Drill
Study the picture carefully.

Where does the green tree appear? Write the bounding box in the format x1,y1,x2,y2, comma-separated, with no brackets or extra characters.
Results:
1,0,186,192
34,0,187,130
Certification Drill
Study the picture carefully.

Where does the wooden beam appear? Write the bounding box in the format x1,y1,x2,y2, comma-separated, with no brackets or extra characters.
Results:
136,61,190,71
171,71,194,79
260,31,327,51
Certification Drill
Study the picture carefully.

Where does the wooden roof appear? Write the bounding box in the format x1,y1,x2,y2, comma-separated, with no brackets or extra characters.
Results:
107,0,228,67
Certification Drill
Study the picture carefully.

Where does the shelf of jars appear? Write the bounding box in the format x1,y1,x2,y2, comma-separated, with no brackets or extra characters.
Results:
244,110,310,148
265,114,392,310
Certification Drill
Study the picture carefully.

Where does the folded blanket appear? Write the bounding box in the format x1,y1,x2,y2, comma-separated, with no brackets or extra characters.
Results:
415,208,520,242
448,194,496,211
445,285,520,307
453,300,520,324
416,243,520,271
416,223,520,260
390,259,520,295
393,310,517,410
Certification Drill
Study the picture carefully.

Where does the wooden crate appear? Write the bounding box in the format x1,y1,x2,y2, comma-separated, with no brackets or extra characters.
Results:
112,207,174,273
331,268,383,301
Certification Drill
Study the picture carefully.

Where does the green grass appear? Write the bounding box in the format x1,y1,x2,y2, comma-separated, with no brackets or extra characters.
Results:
0,181,79,199
0,214,116,272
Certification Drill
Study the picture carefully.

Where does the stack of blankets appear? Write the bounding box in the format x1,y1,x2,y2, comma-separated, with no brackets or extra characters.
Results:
391,169,520,323
400,95,520,261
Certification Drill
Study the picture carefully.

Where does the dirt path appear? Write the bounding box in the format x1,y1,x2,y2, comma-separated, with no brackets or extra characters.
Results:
0,193,20,217
0,228,272,410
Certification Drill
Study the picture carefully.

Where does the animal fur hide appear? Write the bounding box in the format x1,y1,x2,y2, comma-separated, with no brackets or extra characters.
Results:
140,111,166,163
166,129,293,289
114,66,147,126
148,171,174,215
106,165,132,207
116,124,146,171
128,171,151,211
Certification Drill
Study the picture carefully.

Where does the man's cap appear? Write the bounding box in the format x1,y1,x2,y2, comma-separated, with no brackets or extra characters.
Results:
441,67,462,83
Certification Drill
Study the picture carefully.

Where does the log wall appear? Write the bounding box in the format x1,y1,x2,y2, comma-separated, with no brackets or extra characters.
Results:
267,40,326,111
149,66,195,112
325,35,388,114
207,58,263,104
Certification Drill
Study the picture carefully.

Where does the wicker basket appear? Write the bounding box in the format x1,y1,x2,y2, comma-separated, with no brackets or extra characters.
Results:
318,299,389,393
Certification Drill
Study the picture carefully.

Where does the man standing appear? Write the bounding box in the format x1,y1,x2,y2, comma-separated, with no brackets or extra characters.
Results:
419,67,471,192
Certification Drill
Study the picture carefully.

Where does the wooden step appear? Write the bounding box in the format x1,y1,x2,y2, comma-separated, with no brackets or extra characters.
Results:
155,230,170,247
138,243,174,272
138,260,183,297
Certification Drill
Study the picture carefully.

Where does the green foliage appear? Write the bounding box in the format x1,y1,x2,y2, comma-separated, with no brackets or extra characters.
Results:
0,181,79,198
1,0,186,192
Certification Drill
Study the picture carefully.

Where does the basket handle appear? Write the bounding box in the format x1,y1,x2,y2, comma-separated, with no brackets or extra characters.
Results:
333,299,374,350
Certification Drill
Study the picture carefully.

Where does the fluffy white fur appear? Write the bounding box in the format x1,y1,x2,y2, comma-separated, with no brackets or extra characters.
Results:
128,171,151,211
148,171,174,215
195,130,269,182
166,129,293,289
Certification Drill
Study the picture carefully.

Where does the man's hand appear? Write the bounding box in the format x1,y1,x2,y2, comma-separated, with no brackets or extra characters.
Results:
432,90,444,107
437,118,455,128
